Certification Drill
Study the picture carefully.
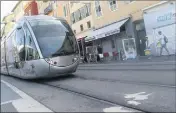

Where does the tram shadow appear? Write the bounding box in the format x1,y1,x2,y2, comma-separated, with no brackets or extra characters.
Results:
30,74,76,83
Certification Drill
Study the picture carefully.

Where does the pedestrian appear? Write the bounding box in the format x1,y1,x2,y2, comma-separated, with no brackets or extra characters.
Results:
157,31,170,56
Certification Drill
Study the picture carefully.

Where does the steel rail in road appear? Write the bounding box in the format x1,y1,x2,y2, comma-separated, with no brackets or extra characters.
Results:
35,81,145,113
74,75,176,88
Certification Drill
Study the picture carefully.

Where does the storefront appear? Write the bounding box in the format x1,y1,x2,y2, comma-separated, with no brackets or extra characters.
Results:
143,1,176,56
24,0,38,16
86,17,137,60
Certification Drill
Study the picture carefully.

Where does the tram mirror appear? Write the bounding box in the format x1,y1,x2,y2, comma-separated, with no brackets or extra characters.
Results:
16,25,22,30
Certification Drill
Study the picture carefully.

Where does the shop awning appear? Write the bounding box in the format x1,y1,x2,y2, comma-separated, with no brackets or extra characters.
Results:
86,18,129,41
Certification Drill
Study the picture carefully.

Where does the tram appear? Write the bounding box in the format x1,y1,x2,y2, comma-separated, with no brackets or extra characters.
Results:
1,15,80,79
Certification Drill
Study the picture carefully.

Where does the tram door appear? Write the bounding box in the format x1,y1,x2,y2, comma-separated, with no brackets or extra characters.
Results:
21,23,40,77
6,28,24,77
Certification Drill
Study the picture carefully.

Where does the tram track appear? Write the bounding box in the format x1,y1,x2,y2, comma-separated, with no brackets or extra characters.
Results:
77,68,175,71
35,80,145,113
74,75,176,88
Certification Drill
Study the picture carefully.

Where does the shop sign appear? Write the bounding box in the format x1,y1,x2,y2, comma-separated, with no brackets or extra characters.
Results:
157,12,176,22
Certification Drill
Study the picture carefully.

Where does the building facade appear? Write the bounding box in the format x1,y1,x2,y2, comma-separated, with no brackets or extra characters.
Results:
1,13,15,37
12,1,25,22
84,1,163,60
143,1,176,56
23,0,38,16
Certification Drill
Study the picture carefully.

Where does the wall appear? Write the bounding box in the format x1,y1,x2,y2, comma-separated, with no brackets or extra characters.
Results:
143,1,176,55
13,1,24,22
69,1,94,39
92,1,160,29
24,1,38,15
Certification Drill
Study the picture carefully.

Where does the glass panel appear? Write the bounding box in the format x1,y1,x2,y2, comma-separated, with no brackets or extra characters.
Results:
29,19,78,58
23,23,40,61
15,28,25,61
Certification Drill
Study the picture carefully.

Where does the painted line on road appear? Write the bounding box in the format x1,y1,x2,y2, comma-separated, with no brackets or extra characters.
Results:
1,100,17,105
1,80,53,112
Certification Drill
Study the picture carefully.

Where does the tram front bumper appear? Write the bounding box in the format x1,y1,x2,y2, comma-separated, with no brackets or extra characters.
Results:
49,60,79,77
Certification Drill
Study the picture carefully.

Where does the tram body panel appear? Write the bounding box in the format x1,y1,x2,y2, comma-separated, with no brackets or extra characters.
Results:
1,41,8,75
1,15,80,79
20,59,49,79
6,31,22,77
49,59,79,78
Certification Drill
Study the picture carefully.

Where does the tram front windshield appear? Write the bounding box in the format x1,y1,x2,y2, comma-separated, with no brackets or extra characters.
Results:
29,19,78,58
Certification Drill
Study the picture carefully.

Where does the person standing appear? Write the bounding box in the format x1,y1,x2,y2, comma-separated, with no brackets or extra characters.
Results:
157,31,170,56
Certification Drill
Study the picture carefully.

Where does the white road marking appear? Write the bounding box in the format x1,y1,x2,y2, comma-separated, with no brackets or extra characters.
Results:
103,106,140,112
125,92,152,101
127,101,141,106
1,80,53,112
1,100,17,105
124,92,152,106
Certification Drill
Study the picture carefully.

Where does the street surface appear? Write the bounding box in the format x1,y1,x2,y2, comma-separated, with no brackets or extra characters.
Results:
1,60,176,112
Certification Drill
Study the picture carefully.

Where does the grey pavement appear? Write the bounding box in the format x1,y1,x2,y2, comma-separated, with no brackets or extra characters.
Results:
1,75,140,112
1,59,175,112
41,76,176,112
80,55,176,65
1,82,21,112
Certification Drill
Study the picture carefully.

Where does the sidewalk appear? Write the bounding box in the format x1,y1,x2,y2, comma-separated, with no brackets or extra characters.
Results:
79,55,176,65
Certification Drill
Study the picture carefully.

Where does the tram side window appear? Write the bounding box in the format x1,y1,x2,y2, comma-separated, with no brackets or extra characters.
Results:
16,28,25,61
1,43,5,66
23,23,39,60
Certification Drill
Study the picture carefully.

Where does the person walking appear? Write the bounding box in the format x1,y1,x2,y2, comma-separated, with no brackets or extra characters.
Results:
157,31,170,56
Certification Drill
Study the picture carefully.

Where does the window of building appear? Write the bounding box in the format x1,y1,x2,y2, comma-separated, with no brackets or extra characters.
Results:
80,24,84,31
80,7,86,19
74,10,81,22
74,30,76,34
23,23,40,60
86,4,91,16
109,0,117,11
71,13,75,24
95,1,102,17
87,21,91,28
63,5,67,17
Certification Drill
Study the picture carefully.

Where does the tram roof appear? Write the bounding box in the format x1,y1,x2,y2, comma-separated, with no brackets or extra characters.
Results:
21,15,65,22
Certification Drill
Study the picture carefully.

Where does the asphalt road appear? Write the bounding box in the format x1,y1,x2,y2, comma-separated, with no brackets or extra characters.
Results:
1,60,176,112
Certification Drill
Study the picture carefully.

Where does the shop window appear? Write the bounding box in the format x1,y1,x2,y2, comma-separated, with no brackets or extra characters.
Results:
111,39,115,48
87,21,91,28
109,0,117,11
80,24,84,31
95,1,102,17
23,23,40,60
